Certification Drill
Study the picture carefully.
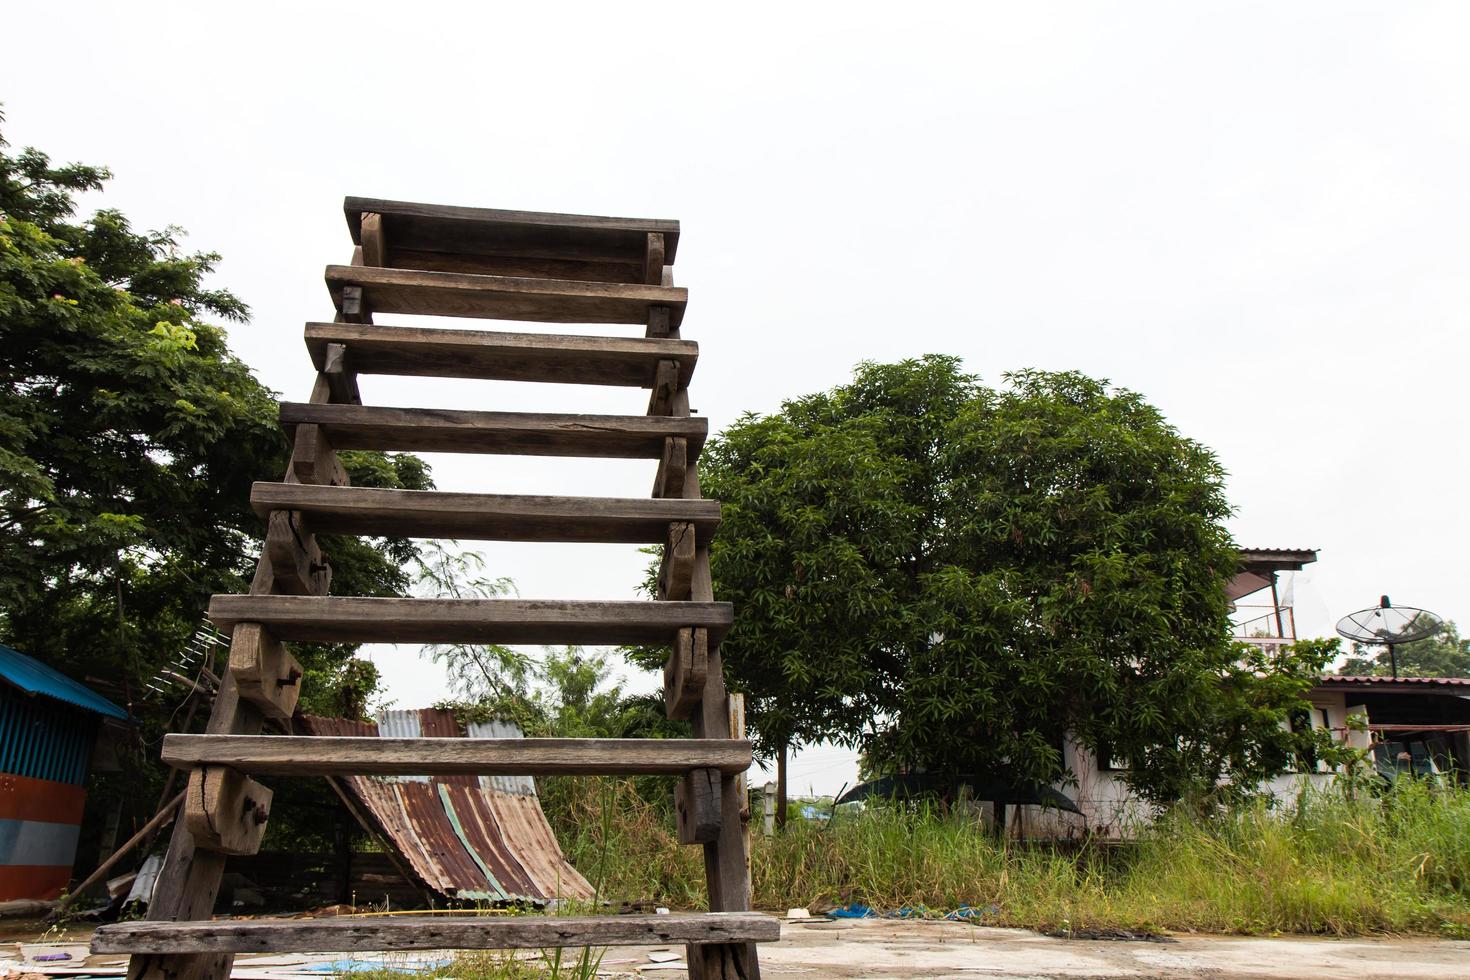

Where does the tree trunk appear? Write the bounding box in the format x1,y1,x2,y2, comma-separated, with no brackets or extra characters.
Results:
775,742,789,830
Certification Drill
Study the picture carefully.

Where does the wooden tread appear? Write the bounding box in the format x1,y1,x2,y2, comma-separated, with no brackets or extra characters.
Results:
207,595,733,645
346,196,680,262
94,912,776,954
161,735,752,776
304,322,697,387
326,266,686,327
280,403,707,458
251,483,720,543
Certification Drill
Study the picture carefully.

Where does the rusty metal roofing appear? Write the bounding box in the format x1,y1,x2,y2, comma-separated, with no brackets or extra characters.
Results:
298,709,593,904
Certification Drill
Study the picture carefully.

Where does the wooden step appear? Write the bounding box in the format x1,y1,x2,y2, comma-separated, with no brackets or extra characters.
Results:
161,734,752,776
207,595,733,645
280,403,707,458
326,266,686,327
251,483,720,543
304,321,697,386
345,197,680,284
94,912,776,954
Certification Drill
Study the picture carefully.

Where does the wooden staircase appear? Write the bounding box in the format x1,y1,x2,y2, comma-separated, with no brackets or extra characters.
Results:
97,199,776,979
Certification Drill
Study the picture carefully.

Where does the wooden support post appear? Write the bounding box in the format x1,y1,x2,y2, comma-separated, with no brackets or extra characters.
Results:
647,359,679,415
664,627,708,721
360,213,387,268
676,767,721,844
653,437,688,499
644,233,665,285
658,522,696,601
322,343,361,406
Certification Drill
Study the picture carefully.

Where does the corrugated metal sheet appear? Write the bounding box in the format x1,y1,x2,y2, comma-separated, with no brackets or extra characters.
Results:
0,686,98,785
299,711,593,904
469,721,537,796
0,644,127,720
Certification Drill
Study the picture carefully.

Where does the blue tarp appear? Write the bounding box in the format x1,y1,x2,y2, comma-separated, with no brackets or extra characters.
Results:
0,643,128,720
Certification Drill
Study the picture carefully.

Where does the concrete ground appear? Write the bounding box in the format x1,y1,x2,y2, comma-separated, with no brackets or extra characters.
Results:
709,919,1470,979
596,919,1470,978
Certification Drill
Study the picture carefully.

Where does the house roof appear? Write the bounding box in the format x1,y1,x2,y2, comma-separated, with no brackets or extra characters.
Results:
1314,675,1470,694
1238,548,1319,572
0,643,129,720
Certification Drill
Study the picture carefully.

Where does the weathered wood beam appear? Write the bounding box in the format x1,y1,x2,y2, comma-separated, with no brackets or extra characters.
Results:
161,735,753,777
303,322,698,387
227,624,302,723
279,403,708,460
97,912,776,955
183,767,272,857
207,595,734,646
250,484,720,544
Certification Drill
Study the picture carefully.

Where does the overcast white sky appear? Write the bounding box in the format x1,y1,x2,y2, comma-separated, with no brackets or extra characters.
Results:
6,2,1468,795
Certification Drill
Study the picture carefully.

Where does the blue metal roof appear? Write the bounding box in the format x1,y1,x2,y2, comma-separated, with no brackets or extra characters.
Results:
0,644,128,720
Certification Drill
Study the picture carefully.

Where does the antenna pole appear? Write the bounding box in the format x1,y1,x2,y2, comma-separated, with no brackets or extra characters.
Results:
1388,642,1399,679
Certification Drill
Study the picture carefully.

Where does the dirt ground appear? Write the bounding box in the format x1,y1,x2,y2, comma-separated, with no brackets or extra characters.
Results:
7,917,1470,979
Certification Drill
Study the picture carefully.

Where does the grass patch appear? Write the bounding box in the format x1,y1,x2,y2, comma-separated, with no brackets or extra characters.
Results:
546,777,1470,938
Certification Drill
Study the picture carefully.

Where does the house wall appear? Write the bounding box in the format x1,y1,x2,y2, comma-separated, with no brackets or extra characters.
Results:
1022,690,1353,840
0,687,99,900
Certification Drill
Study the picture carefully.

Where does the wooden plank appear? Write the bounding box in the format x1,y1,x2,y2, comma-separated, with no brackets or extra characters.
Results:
676,767,721,844
263,512,330,596
161,735,753,777
280,403,708,460
383,248,643,282
207,595,734,646
250,484,720,543
664,627,709,721
183,767,272,857
321,343,361,406
658,522,696,601
302,322,698,388
325,266,687,328
97,912,775,955
227,624,302,723
343,197,681,263
653,436,688,498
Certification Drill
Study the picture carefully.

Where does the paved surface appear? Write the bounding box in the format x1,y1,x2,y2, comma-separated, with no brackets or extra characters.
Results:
599,919,1470,978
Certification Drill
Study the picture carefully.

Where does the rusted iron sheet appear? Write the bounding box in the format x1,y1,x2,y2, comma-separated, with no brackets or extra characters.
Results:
396,779,497,898
299,711,592,904
440,783,540,899
488,791,594,900
419,708,476,788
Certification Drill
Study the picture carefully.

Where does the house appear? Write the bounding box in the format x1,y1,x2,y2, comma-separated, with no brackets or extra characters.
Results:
0,643,129,900
1024,548,1469,838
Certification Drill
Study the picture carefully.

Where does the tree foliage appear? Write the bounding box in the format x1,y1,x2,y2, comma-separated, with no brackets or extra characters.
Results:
0,118,429,845
677,356,1328,805
1338,620,1470,679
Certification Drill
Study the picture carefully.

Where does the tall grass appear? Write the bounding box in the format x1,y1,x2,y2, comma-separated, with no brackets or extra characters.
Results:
548,778,1470,937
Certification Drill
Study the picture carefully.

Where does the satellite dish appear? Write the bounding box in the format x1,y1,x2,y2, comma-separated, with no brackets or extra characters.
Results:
1335,595,1444,678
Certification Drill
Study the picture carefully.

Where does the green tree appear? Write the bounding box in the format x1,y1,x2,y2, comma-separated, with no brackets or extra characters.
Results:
673,357,1329,812
0,117,429,852
1338,620,1470,678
